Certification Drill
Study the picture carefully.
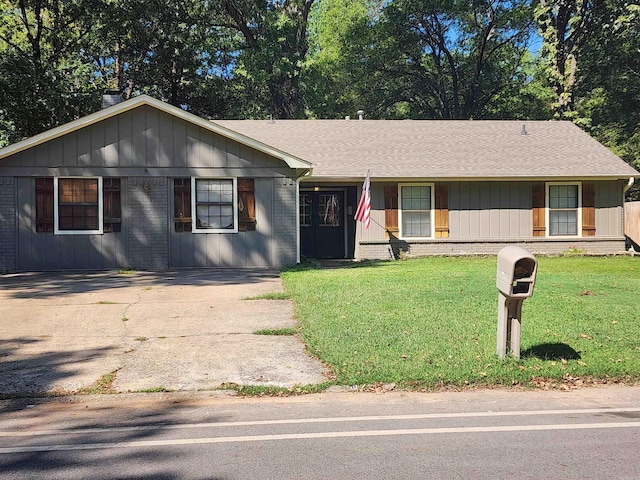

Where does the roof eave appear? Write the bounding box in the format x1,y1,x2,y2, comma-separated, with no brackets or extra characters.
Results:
304,174,639,183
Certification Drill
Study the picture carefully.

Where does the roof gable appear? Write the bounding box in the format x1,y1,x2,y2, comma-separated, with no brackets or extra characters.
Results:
0,95,311,170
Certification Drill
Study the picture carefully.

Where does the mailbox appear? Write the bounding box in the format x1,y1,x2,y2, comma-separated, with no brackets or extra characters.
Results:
496,246,538,359
496,246,537,298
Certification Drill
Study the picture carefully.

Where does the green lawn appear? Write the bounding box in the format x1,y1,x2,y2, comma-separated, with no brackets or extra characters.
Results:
281,256,640,389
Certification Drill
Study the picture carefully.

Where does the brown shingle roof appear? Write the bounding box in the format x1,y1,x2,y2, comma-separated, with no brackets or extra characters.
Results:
214,119,639,180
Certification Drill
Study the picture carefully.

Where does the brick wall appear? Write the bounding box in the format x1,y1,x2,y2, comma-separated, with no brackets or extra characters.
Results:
126,177,169,270
358,237,628,260
272,177,297,266
0,177,16,272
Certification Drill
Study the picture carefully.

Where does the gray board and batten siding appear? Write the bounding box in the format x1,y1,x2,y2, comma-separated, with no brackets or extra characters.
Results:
353,180,627,260
1,105,298,271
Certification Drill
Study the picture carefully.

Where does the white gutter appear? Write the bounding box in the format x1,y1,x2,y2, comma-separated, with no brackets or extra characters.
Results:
296,176,301,264
296,169,313,264
623,176,635,193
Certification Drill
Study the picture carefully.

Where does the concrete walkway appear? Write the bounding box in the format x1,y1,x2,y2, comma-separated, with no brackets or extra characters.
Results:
0,270,330,396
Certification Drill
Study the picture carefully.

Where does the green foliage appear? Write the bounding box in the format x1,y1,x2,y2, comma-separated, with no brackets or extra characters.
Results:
572,0,640,180
0,0,638,171
534,0,591,119
0,0,102,143
304,0,382,118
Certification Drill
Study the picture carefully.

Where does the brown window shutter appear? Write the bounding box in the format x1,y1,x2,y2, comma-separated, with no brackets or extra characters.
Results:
384,185,399,238
434,184,449,238
582,182,596,236
35,177,54,233
103,178,122,233
174,178,192,232
532,182,545,237
238,178,256,231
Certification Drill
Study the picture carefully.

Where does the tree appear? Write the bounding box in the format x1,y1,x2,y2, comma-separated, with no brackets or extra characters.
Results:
0,0,102,143
535,0,598,119
303,0,384,118
331,0,537,119
571,0,640,197
225,0,316,118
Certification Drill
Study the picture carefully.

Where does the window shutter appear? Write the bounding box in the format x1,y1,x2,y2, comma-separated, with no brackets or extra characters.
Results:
103,178,122,233
434,184,449,238
532,182,545,237
238,178,256,231
384,185,399,238
582,182,596,236
174,178,192,232
35,177,54,233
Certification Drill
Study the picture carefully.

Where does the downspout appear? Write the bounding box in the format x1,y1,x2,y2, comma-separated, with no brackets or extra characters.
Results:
296,169,313,264
623,177,635,248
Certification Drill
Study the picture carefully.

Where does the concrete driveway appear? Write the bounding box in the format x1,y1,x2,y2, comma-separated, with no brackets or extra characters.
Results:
0,270,329,396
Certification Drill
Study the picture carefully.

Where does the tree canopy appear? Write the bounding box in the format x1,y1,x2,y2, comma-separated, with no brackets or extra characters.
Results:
0,0,638,179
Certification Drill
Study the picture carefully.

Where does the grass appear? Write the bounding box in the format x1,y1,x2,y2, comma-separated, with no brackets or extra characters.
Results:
244,292,292,300
76,371,118,395
221,383,333,397
253,328,297,336
281,256,640,390
137,386,171,393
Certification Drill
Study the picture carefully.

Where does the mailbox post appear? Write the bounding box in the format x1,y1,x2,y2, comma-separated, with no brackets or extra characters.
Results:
496,246,537,359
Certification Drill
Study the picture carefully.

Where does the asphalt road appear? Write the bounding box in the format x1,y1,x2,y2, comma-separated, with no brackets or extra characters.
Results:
1,387,639,479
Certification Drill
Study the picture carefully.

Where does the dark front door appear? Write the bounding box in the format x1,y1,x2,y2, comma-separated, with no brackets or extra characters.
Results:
300,191,345,259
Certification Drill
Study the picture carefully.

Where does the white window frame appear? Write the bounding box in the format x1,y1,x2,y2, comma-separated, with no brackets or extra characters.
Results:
54,176,103,235
545,181,582,238
191,177,238,233
398,183,435,239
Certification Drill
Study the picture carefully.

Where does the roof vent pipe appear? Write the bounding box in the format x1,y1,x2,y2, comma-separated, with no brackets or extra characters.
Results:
521,124,527,135
357,110,364,121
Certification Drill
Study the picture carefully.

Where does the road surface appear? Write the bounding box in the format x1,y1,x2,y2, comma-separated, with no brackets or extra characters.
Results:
1,386,639,479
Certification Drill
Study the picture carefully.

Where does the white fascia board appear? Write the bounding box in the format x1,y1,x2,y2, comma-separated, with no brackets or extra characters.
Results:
0,95,312,171
304,174,639,183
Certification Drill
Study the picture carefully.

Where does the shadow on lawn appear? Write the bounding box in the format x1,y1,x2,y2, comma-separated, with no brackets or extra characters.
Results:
521,343,582,360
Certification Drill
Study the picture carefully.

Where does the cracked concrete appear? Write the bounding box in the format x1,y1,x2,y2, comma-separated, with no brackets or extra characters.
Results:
0,270,330,396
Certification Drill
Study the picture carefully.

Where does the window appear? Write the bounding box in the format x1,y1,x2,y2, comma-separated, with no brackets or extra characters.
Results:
192,178,237,232
37,177,120,235
35,178,54,233
300,194,311,227
54,177,103,234
547,183,581,236
399,184,433,238
174,178,192,232
103,178,122,233
318,193,340,227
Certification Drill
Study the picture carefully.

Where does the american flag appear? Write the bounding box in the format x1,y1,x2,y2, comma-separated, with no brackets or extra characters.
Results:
354,170,371,229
